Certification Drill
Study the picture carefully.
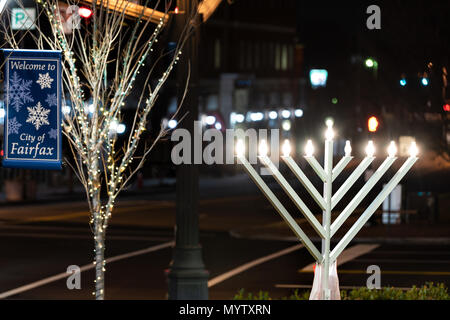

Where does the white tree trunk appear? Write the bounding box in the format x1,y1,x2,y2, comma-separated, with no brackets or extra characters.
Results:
94,223,105,300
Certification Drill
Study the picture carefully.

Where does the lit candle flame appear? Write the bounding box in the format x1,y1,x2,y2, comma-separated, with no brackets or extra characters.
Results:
388,141,397,157
305,140,314,157
259,139,268,156
236,139,245,157
325,120,334,140
365,140,375,157
344,140,352,156
409,141,418,157
282,139,291,157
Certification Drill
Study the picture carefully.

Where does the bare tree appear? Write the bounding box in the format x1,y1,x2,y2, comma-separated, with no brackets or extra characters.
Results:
1,0,195,299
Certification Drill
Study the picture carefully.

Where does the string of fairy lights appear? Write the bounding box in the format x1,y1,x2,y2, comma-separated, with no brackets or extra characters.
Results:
34,0,185,299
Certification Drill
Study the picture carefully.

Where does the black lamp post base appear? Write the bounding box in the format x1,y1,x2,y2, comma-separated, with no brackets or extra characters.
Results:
167,246,209,300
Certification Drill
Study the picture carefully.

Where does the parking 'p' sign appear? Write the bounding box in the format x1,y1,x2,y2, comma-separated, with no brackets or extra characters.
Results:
11,8,36,30
2,49,62,170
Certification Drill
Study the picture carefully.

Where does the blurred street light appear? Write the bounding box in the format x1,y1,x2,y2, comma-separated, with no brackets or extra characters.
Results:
294,109,304,117
281,109,291,119
365,58,377,68
269,111,278,120
368,116,379,132
168,119,178,129
282,120,291,131
249,112,264,122
310,69,328,88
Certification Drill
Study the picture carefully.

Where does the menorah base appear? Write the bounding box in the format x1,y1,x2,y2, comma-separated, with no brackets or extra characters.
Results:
309,261,341,300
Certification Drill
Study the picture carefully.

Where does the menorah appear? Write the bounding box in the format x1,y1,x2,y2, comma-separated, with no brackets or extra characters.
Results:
235,121,418,300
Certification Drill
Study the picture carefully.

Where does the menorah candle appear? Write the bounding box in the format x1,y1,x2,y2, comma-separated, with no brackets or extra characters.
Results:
235,123,418,301
235,139,322,261
332,141,353,182
330,142,419,262
331,156,396,236
259,140,325,238
281,148,326,211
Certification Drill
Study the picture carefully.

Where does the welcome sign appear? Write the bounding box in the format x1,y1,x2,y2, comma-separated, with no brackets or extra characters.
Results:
2,49,62,170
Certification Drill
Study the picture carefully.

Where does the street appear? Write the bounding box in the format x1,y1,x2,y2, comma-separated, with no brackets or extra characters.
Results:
0,175,449,299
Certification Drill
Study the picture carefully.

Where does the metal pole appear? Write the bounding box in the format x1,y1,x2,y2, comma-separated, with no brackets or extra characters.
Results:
322,138,333,300
167,0,208,300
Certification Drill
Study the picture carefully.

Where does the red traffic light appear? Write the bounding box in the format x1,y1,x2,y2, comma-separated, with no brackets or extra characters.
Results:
79,7,93,19
368,116,379,132
444,104,450,112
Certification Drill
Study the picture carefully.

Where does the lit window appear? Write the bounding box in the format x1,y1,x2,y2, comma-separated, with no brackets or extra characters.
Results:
281,45,288,70
214,39,221,69
275,43,281,70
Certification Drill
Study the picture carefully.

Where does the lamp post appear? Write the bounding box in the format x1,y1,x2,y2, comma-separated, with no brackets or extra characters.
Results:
167,0,209,300
236,122,418,300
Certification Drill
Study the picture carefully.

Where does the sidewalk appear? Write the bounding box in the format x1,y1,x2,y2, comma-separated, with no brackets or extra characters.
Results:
0,177,177,207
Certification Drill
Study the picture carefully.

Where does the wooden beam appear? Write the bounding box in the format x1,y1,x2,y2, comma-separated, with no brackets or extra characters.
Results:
82,0,222,24
82,0,169,24
198,0,222,22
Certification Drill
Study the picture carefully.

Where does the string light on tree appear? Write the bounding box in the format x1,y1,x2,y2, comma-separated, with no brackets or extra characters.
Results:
12,0,193,300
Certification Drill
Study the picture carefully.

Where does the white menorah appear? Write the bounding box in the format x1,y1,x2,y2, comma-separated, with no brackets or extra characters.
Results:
235,121,418,300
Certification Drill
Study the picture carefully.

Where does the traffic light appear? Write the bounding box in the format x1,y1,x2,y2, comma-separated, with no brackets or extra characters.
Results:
365,58,377,69
400,73,407,86
368,116,379,132
444,100,450,112
78,7,93,19
400,78,407,86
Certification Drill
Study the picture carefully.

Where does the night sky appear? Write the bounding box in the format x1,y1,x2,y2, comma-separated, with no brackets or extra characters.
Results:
297,0,450,72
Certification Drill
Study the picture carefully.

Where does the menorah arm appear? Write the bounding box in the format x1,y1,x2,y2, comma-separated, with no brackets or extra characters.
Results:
282,156,327,210
330,157,396,237
260,156,326,239
330,157,418,263
238,156,323,262
304,156,327,182
332,156,353,182
331,157,375,210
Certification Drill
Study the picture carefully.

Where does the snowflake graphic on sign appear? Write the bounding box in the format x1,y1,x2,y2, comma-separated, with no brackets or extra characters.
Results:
45,93,57,107
26,102,50,130
48,128,58,139
36,72,54,89
8,117,22,134
9,71,34,112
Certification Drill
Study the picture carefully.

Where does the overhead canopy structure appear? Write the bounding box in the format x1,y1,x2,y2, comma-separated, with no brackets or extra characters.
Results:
81,0,169,24
198,0,222,22
82,0,222,24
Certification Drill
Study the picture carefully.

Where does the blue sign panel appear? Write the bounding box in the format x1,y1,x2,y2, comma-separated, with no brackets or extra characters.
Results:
2,49,62,170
